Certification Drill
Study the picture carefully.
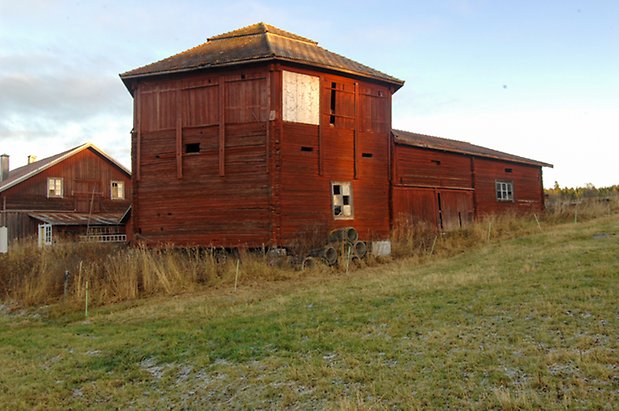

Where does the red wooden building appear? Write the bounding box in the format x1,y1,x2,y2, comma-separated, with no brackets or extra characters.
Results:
0,143,131,241
391,130,552,230
120,23,404,248
120,22,551,251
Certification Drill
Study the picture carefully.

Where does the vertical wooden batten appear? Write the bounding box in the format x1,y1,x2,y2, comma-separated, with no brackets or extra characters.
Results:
218,76,226,177
353,82,359,180
175,90,183,179
135,85,142,181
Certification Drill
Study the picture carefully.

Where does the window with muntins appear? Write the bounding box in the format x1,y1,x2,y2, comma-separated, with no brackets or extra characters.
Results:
496,181,514,201
47,177,63,198
111,181,125,200
332,182,353,219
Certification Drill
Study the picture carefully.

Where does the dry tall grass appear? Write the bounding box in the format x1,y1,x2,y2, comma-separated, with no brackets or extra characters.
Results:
1,196,616,309
0,242,320,308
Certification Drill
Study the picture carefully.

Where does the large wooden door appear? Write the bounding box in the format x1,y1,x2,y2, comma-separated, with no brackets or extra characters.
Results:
437,190,474,230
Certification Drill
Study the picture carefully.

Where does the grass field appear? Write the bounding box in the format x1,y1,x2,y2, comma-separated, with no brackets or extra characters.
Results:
0,215,617,409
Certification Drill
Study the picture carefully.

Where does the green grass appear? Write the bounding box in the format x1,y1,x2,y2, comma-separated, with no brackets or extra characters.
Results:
1,216,618,410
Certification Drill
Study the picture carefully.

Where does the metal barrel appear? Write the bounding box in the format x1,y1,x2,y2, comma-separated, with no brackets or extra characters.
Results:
320,245,338,266
344,227,358,243
353,240,367,259
328,227,358,243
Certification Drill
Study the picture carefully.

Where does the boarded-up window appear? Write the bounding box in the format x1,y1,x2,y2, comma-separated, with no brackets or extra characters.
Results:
182,85,219,126
283,71,319,125
139,90,177,131
225,77,268,123
324,81,355,129
360,93,387,132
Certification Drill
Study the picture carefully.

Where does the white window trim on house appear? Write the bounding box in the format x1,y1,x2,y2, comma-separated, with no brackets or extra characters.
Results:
496,180,514,202
331,181,354,220
47,177,63,198
111,180,125,200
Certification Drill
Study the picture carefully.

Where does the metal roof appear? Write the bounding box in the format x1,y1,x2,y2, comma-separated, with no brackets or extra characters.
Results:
120,22,404,89
0,143,131,193
28,211,125,226
392,129,553,168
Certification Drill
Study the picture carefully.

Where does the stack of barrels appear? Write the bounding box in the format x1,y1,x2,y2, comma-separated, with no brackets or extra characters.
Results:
305,227,368,268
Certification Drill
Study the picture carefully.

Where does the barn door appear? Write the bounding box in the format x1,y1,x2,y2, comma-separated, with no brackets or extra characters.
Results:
436,190,474,230
74,180,101,213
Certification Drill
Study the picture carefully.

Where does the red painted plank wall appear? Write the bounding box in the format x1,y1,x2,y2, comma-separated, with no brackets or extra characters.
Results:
393,144,473,189
473,158,544,215
132,66,272,246
277,67,392,244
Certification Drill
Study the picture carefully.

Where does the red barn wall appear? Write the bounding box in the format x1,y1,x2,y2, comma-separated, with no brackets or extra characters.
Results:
131,62,395,247
131,66,272,246
473,158,544,215
391,143,544,229
392,144,474,229
276,66,392,244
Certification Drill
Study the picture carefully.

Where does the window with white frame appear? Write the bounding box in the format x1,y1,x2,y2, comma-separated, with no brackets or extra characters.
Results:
47,177,63,198
496,181,514,201
331,181,353,219
111,181,125,200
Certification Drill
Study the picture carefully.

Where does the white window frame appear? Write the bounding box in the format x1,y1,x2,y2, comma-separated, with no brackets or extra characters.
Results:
331,181,354,220
110,180,125,200
496,180,514,202
47,177,63,198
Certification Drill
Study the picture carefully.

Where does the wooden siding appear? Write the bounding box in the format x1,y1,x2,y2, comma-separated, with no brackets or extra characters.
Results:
391,142,543,229
131,62,394,247
278,67,392,243
473,158,544,215
393,144,473,189
1,148,131,213
132,67,271,246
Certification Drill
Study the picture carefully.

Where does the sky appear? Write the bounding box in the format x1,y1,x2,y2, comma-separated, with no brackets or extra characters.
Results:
1,0,617,188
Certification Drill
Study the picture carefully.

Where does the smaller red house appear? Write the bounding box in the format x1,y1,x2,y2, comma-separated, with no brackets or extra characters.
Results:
0,143,131,242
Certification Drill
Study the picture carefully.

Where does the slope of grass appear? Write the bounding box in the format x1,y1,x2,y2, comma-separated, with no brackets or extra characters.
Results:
0,215,617,409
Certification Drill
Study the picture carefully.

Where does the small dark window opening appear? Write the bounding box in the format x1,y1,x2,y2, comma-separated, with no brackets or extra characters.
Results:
432,159,441,165
362,152,373,158
185,143,200,154
301,146,313,152
329,82,337,125
343,195,350,205
333,184,341,195
505,168,513,173
241,74,246,80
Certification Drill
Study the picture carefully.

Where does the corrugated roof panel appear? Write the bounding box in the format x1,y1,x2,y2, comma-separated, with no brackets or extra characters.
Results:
28,212,125,226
